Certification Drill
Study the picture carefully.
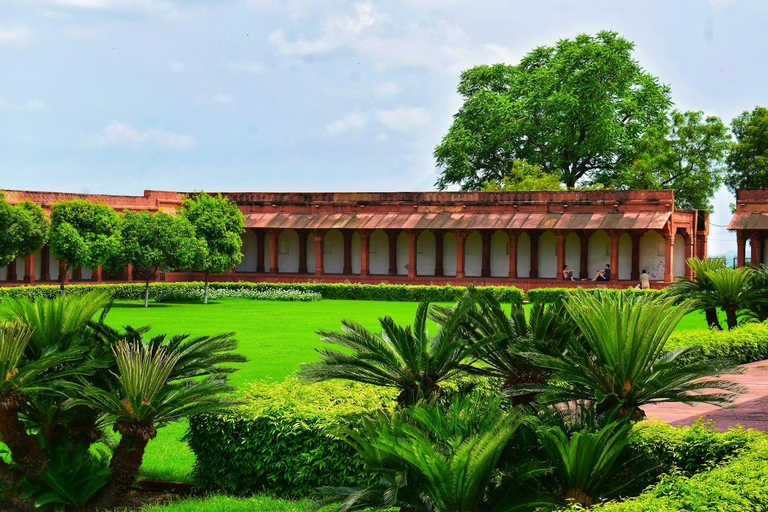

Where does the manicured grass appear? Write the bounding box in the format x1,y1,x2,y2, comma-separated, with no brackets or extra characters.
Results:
99,298,715,482
134,495,312,511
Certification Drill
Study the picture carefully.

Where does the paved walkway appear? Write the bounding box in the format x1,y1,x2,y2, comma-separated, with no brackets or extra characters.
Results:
642,360,768,431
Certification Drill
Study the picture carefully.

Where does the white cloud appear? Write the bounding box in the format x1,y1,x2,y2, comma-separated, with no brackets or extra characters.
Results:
0,27,35,46
93,121,196,151
33,0,179,18
226,60,266,75
325,111,367,135
376,106,430,132
195,93,235,106
0,96,46,112
374,81,400,98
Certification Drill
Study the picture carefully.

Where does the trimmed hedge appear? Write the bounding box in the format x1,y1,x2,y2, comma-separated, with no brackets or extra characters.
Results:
527,287,661,304
0,281,524,304
666,322,768,365
581,435,768,511
187,377,395,497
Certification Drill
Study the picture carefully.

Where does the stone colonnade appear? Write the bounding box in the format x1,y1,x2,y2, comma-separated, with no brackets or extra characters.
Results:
735,231,768,267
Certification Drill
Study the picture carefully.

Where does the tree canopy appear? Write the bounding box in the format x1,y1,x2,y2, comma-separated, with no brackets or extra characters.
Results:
179,192,244,304
49,199,120,292
480,160,564,192
599,110,730,209
0,194,49,268
435,31,672,190
725,106,768,193
110,210,203,306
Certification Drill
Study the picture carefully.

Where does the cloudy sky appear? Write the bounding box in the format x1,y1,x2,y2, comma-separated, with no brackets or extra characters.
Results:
1,0,767,255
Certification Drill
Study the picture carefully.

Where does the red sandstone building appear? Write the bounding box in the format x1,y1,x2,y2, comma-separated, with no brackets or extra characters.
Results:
729,189,768,266
1,189,708,290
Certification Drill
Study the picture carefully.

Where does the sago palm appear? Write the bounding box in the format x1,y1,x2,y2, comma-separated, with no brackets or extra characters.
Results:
700,266,762,330
530,291,743,420
431,287,578,405
666,257,726,329
71,340,239,511
299,302,481,406
313,394,550,512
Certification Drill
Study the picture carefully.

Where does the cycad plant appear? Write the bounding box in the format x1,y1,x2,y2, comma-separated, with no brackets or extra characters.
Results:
299,302,481,406
666,257,726,329
313,393,550,512
701,266,763,329
431,287,578,405
530,291,743,420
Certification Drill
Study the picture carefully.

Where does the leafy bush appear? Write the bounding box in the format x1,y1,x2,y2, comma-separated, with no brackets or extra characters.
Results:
187,376,395,497
582,435,768,511
666,322,768,365
0,281,524,304
154,286,322,302
527,287,661,305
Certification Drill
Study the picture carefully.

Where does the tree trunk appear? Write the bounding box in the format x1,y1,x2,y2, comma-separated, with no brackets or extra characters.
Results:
204,270,209,304
144,279,150,307
725,307,738,330
0,459,34,512
0,397,48,478
705,308,722,330
86,433,150,511
59,265,68,296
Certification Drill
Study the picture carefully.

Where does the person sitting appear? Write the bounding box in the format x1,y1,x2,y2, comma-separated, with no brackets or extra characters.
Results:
640,269,650,289
562,264,581,281
592,263,611,281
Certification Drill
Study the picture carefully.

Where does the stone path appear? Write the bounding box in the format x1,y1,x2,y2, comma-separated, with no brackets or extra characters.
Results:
642,360,768,431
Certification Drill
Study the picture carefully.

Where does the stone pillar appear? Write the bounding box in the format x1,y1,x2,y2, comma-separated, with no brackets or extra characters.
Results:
609,231,620,282
481,232,492,278
73,267,82,281
529,232,540,279
736,232,746,267
387,231,398,276
297,230,309,274
507,231,518,279
268,230,280,274
434,231,444,277
407,231,418,278
455,231,468,279
7,261,17,282
630,233,641,281
555,232,566,280
359,230,371,276
751,233,762,267
23,254,35,284
41,245,51,281
314,231,325,276
664,233,675,283
342,231,353,275
696,233,708,260
255,230,266,273
684,234,695,278
579,231,589,279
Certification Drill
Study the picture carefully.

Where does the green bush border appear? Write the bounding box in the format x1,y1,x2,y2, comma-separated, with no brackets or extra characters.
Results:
527,287,661,304
0,281,524,304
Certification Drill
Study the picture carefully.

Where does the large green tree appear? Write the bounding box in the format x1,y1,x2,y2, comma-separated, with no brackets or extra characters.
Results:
0,195,49,270
179,192,244,304
49,199,121,294
435,31,671,190
725,106,768,193
110,210,203,307
601,110,730,209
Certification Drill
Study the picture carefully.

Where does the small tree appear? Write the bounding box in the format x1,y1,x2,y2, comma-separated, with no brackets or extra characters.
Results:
0,195,49,271
725,106,768,193
179,192,244,304
111,210,202,307
49,199,120,294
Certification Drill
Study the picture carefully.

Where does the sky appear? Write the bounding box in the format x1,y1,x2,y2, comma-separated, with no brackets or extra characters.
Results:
1,0,767,256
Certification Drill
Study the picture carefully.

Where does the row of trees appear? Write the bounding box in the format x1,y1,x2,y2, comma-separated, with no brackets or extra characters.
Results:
0,192,245,306
435,31,768,210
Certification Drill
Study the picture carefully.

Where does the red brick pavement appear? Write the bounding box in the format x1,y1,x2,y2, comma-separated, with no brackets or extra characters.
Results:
642,360,768,431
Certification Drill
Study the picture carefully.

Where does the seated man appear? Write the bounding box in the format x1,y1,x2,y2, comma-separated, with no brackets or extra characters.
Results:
592,263,611,281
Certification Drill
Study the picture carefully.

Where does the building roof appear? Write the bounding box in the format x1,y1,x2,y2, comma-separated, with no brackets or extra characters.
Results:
728,213,768,230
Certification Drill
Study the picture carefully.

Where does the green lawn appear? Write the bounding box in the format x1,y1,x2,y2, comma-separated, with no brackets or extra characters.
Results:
98,298,715,483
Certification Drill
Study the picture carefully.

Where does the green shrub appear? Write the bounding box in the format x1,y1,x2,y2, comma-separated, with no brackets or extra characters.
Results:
0,282,524,304
527,287,661,305
666,322,768,365
581,436,768,511
187,376,395,497
154,286,322,302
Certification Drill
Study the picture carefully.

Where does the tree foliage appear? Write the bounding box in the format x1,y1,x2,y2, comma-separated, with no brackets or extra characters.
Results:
601,110,729,209
725,106,768,193
179,192,244,304
0,195,49,267
49,199,120,293
480,160,564,191
435,31,671,190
